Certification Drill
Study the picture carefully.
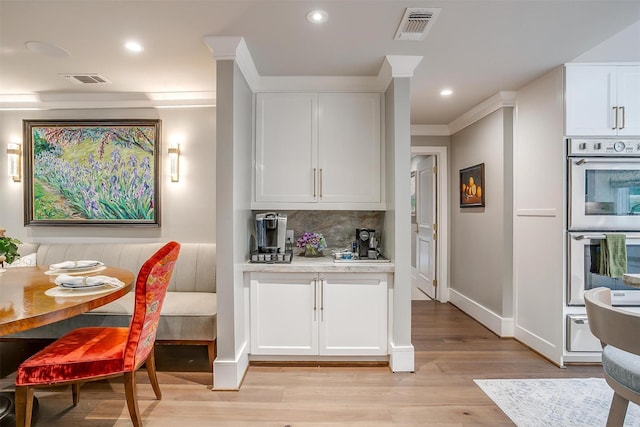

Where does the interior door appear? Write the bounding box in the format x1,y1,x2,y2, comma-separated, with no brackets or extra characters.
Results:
414,156,437,299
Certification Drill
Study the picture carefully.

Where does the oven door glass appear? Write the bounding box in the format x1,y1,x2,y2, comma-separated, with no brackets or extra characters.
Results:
568,233,640,306
569,158,640,230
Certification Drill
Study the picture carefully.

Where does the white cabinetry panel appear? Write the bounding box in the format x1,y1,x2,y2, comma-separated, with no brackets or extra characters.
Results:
250,273,318,355
618,66,640,135
320,274,388,355
249,272,388,357
253,92,383,209
565,64,640,136
255,93,318,202
318,93,381,203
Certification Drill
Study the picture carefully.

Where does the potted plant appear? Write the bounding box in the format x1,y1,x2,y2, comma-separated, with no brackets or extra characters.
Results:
0,228,21,266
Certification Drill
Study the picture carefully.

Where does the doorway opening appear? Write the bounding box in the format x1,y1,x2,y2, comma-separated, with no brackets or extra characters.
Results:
410,146,449,302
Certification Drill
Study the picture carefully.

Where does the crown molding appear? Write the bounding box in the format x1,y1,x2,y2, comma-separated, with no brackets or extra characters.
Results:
203,36,260,91
410,91,517,136
447,91,516,135
0,92,216,110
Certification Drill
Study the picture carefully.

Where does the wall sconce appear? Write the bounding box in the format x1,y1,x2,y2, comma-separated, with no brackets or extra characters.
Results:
6,143,21,182
168,144,180,182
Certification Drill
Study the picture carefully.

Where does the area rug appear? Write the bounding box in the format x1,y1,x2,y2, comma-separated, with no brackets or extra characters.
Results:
475,378,640,426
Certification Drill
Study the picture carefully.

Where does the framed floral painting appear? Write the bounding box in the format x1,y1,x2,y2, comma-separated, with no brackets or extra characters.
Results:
23,119,161,226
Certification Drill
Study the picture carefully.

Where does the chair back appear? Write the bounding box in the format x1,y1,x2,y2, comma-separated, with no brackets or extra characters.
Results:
123,241,181,371
584,287,640,356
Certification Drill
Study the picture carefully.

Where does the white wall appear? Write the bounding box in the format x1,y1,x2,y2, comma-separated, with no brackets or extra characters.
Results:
384,77,414,372
513,66,565,365
213,60,254,390
449,108,513,320
0,107,216,244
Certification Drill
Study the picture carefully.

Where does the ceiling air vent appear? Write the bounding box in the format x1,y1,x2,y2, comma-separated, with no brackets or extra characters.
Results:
394,8,440,41
61,74,111,84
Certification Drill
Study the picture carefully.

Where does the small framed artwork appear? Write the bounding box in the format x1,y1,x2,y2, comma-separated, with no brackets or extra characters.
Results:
460,163,485,208
23,119,161,226
410,171,417,223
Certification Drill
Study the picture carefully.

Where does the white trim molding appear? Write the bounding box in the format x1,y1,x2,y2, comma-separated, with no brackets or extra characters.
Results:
0,91,216,110
213,341,250,390
448,289,515,337
411,90,517,136
389,343,415,372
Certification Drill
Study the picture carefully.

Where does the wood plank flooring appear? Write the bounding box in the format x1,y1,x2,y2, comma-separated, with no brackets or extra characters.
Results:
0,300,603,426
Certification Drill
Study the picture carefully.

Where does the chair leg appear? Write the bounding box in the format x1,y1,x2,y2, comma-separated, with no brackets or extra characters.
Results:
606,392,630,427
146,347,162,400
208,340,216,367
72,383,80,405
124,371,143,427
15,386,34,427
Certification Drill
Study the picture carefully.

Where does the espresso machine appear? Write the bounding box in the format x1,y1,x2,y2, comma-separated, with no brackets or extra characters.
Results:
356,228,376,258
256,212,287,253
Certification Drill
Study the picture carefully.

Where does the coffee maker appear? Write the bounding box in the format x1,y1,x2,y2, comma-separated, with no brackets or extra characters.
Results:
256,212,287,253
356,228,375,258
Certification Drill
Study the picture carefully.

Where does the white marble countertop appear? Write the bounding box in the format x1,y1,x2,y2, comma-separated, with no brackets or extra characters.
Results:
242,254,394,273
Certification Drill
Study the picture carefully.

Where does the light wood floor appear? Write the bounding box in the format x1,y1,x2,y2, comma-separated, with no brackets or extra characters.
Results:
1,300,603,426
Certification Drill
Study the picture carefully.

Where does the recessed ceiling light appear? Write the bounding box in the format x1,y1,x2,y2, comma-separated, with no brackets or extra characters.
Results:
307,10,328,24
440,88,453,97
125,41,144,52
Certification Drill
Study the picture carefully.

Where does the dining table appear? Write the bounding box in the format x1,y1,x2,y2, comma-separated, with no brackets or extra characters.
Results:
0,265,135,425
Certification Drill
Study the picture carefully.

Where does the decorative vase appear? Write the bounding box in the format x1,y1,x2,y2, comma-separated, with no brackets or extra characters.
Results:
304,247,322,257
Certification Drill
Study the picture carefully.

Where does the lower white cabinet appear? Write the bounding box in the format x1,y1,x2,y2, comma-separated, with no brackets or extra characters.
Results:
250,272,388,356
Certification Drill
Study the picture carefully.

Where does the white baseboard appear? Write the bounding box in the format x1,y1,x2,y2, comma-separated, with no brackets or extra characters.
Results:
389,344,415,372
448,289,514,337
212,341,249,390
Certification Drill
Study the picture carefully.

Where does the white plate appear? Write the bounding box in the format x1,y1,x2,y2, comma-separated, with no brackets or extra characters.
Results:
45,281,124,297
45,265,107,276
0,268,5,274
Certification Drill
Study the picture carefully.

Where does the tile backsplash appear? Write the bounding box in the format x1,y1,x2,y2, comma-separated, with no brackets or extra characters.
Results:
252,210,385,252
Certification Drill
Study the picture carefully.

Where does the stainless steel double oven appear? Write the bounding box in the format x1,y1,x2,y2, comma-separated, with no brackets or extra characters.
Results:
567,137,640,307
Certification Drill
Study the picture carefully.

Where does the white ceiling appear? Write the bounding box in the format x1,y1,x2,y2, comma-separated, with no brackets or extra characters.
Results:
1,0,639,125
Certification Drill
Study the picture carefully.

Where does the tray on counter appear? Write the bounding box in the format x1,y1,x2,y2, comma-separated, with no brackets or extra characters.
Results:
249,251,293,264
333,256,390,263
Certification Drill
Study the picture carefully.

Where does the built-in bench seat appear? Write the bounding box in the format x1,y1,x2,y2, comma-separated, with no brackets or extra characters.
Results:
6,242,217,364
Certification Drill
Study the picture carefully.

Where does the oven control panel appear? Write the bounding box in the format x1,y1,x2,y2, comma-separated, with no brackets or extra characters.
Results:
568,138,640,156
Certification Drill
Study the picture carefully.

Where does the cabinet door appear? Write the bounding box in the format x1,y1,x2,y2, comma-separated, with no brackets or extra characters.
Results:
617,66,640,136
565,65,616,136
318,93,381,203
255,93,318,202
318,273,388,356
250,273,318,355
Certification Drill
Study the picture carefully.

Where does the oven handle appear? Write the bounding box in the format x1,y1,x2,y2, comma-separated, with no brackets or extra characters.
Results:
572,158,640,165
572,234,640,241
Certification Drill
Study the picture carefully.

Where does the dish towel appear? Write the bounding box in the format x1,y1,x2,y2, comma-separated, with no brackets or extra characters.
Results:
54,274,123,289
599,234,627,278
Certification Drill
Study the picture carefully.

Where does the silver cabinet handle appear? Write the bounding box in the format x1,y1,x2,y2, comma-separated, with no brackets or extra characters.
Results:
313,168,317,198
613,106,619,130
313,278,317,311
319,168,323,198
620,106,625,129
320,278,325,320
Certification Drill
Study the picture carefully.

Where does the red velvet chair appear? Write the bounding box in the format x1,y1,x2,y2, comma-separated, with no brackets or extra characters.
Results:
14,241,181,427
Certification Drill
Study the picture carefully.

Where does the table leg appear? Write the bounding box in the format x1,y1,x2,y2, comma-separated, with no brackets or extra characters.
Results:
0,392,38,426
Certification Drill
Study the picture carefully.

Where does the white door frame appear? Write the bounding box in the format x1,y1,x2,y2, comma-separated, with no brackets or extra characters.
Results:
410,146,449,302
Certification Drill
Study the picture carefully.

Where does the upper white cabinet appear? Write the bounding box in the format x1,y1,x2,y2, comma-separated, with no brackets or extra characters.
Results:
565,64,640,136
254,92,383,209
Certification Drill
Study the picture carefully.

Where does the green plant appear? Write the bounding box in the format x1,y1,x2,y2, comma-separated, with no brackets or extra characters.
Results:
0,232,21,264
